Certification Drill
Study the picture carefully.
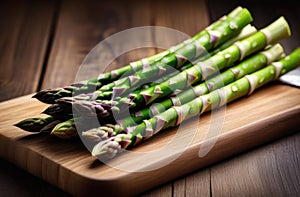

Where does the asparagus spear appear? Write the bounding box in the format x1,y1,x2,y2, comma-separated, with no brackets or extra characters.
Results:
33,6,251,104
91,47,300,158
59,17,291,118
81,44,284,141
14,116,56,132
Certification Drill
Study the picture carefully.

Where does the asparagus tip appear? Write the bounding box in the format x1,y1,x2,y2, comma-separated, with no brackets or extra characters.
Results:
32,91,44,100
32,90,56,104
13,122,22,128
50,120,77,139
91,140,121,158
82,127,112,142
14,117,49,132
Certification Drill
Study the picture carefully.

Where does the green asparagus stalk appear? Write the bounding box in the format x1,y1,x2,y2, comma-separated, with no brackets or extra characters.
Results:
33,6,251,104
81,44,284,141
143,24,258,89
58,17,290,118
91,47,300,158
195,24,258,62
14,116,56,132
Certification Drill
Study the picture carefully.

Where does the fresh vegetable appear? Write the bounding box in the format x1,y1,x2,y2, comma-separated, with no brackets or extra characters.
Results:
50,119,78,139
82,44,284,141
91,47,300,158
14,116,56,132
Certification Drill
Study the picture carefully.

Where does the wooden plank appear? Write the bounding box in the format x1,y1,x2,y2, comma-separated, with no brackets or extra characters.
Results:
151,0,210,55
0,83,299,196
0,0,60,195
185,170,211,197
211,132,300,196
152,0,209,35
140,183,172,197
41,0,156,90
173,170,211,197
207,1,300,196
0,0,57,101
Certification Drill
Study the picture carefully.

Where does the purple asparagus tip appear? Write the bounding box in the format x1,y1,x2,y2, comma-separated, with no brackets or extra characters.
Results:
56,97,112,117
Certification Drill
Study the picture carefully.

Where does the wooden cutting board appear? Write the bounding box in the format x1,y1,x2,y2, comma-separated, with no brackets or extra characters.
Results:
0,83,299,196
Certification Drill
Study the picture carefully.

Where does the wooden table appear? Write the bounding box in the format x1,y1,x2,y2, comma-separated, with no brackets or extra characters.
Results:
0,0,299,196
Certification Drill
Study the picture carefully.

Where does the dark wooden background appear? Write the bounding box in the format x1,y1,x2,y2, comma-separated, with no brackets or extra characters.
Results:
0,0,299,196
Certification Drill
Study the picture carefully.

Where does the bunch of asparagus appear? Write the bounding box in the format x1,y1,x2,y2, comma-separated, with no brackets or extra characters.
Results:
15,7,300,160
